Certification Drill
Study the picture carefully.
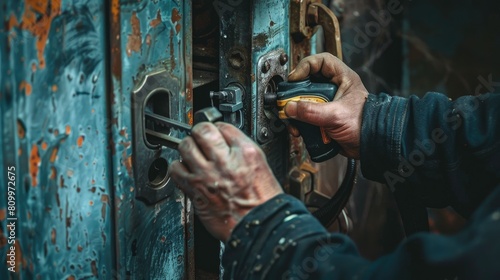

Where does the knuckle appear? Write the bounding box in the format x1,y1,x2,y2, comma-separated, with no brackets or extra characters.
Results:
241,142,263,159
191,122,213,138
178,137,193,153
297,102,316,119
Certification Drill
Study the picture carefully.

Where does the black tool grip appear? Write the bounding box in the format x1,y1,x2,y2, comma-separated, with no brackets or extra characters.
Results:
290,119,341,162
277,79,340,162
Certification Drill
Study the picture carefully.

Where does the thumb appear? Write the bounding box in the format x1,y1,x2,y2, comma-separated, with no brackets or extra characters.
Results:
284,100,336,127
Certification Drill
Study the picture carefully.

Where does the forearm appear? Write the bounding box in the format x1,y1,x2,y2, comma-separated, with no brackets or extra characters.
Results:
360,92,500,211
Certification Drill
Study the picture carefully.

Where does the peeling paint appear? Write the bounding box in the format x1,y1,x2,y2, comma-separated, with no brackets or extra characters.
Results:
50,166,57,180
126,12,142,57
77,135,85,147
19,80,32,96
17,0,62,68
150,10,162,27
29,145,40,186
50,147,59,162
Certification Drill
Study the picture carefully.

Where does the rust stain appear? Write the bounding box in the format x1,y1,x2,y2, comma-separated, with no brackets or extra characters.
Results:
29,145,40,186
171,8,182,23
50,147,59,162
77,245,83,252
0,209,6,221
150,9,162,27
145,34,151,46
51,84,58,92
77,135,85,147
126,12,142,57
67,276,76,280
65,125,71,135
111,0,120,24
7,14,19,30
51,228,56,244
60,173,65,187
18,0,62,68
18,148,22,156
122,151,133,176
172,8,182,34
187,109,194,126
41,141,48,150
17,120,26,139
19,80,32,96
89,201,94,206
110,0,122,81
50,166,57,180
101,195,109,221
119,128,128,138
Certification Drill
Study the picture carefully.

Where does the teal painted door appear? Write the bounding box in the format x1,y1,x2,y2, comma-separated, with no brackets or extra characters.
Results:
1,0,191,278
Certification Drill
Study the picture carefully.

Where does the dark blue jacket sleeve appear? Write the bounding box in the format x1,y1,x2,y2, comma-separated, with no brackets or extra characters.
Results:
222,93,500,279
223,190,500,280
360,92,500,216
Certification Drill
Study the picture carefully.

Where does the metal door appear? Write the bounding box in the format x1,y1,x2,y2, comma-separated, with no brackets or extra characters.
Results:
1,1,191,278
1,0,346,279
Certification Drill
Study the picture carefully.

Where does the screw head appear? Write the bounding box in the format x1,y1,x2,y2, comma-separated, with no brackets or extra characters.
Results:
279,53,288,65
262,60,271,73
260,127,269,138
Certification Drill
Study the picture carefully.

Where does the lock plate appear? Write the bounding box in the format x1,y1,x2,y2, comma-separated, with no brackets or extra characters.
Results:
131,69,183,204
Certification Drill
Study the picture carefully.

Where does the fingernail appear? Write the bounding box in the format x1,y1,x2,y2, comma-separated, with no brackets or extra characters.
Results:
285,101,297,118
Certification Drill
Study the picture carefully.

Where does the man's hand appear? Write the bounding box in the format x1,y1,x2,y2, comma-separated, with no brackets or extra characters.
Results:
170,122,283,242
286,53,369,159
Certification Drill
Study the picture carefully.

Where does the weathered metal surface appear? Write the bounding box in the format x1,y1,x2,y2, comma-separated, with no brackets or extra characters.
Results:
109,0,192,279
1,0,114,278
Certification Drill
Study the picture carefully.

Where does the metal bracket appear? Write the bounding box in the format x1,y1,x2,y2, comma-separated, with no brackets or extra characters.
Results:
210,85,245,128
255,49,289,144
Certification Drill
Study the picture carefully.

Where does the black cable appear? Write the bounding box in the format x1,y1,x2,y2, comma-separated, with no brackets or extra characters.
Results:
312,158,357,228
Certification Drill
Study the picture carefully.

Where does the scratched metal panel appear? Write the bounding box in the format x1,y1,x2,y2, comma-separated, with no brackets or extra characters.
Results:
0,0,114,279
251,0,291,184
218,0,291,186
109,0,191,278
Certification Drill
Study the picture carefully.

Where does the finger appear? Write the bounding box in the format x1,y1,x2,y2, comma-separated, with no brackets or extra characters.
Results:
191,122,230,162
284,100,337,127
288,53,341,82
214,122,254,147
178,136,209,171
170,160,196,198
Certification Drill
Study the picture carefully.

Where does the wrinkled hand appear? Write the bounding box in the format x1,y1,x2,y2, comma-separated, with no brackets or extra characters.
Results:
286,53,369,159
170,122,283,242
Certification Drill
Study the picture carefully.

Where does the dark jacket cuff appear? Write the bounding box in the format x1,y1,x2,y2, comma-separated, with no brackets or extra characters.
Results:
222,194,327,279
360,93,409,183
